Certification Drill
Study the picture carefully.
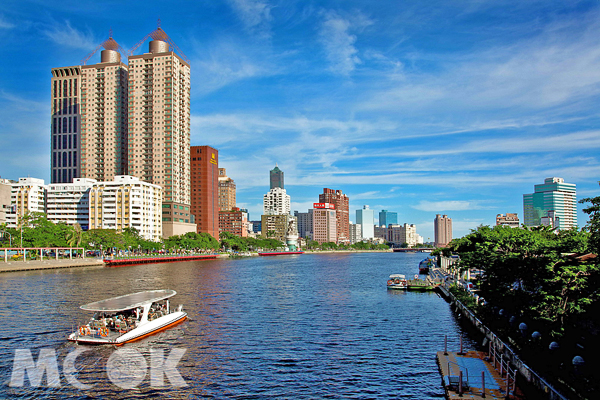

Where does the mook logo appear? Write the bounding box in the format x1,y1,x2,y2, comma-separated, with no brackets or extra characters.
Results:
9,347,187,389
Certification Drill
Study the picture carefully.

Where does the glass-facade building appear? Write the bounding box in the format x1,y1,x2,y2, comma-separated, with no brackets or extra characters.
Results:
379,210,398,227
523,177,577,230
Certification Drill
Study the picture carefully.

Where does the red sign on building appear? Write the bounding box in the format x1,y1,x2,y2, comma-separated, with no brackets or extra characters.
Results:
313,203,335,209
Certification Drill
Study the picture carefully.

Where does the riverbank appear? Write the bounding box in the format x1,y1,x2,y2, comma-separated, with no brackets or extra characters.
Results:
0,257,104,273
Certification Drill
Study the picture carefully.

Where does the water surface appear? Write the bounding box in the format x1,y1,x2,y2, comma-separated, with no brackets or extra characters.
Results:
0,252,474,398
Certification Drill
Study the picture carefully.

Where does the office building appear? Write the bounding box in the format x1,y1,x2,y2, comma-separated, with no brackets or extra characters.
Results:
5,178,47,229
356,205,375,240
386,223,418,247
46,178,97,230
218,168,236,211
190,146,219,239
263,187,291,215
496,213,520,228
270,164,284,190
319,188,349,243
89,175,162,241
434,214,452,247
312,203,337,244
51,65,83,184
219,207,248,237
523,177,577,230
379,210,398,227
294,211,313,239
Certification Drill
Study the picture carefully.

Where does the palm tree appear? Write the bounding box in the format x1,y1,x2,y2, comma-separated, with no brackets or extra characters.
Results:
66,224,83,247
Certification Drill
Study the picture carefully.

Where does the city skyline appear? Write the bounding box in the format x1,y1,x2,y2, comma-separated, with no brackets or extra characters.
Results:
1,1,600,241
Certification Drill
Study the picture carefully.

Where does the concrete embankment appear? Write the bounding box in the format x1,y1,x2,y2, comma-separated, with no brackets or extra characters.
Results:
0,258,104,273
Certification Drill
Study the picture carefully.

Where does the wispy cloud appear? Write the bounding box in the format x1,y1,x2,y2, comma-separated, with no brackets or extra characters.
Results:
0,14,15,29
42,20,95,51
318,10,372,75
412,200,486,212
227,0,273,38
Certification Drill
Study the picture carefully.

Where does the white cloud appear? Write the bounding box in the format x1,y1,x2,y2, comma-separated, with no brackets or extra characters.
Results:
319,10,372,75
42,20,95,51
227,0,272,38
412,200,483,212
0,14,15,29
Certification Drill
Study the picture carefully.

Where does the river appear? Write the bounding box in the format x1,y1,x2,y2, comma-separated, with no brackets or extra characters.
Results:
0,252,475,399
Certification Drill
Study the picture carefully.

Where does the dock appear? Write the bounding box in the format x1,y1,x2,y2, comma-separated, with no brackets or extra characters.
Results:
437,350,525,399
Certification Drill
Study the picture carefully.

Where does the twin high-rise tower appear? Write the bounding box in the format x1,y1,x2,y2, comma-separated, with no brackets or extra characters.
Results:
51,26,194,237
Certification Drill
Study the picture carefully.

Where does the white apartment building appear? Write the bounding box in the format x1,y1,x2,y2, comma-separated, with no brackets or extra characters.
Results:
89,175,162,241
46,178,97,229
6,178,47,228
349,223,362,244
263,187,291,215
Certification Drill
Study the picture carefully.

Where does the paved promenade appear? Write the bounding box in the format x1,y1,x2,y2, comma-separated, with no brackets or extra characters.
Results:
0,257,104,273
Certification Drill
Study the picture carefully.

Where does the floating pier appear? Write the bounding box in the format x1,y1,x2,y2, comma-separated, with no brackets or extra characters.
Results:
258,251,304,256
436,343,525,399
104,254,217,266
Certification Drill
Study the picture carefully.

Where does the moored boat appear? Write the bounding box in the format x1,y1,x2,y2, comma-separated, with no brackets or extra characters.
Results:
419,257,435,274
387,274,408,290
68,289,187,345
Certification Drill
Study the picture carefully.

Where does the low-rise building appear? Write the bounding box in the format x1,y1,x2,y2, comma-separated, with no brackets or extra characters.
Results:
496,213,520,228
6,177,47,228
0,179,12,226
89,175,162,241
46,178,97,230
219,207,248,237
349,223,362,244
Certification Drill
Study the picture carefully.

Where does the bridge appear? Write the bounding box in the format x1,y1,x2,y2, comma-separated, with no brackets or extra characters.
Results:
392,248,434,253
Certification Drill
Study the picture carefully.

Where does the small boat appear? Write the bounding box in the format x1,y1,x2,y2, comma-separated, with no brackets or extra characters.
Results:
419,257,435,274
387,274,408,290
68,289,187,345
407,275,436,291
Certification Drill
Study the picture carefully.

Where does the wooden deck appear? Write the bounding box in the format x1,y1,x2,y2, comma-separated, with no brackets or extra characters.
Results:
436,350,526,399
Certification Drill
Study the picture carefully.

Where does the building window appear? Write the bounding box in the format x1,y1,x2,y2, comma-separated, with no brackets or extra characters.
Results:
63,135,67,149
58,118,62,133
62,117,67,134
73,117,77,133
74,79,77,96
63,152,67,167
53,136,57,150
73,135,77,148
69,152,72,167
68,134,72,149
63,169,67,183
53,153,57,167
68,169,72,183
73,151,77,167
52,170,56,183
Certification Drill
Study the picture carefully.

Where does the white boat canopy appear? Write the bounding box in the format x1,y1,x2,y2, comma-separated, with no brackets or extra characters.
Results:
389,274,406,279
80,290,177,312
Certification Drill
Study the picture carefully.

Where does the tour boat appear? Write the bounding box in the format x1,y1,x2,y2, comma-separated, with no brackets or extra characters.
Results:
407,275,436,291
68,289,187,345
387,274,408,290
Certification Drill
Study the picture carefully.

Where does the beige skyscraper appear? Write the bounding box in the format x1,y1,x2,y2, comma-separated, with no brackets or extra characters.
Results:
128,27,194,237
218,168,236,211
79,36,129,182
434,214,452,247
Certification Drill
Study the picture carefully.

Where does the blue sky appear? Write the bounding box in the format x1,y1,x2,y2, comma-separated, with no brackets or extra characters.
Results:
1,0,600,241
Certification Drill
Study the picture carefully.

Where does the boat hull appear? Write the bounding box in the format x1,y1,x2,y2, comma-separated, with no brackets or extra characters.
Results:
387,284,407,290
69,312,187,345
